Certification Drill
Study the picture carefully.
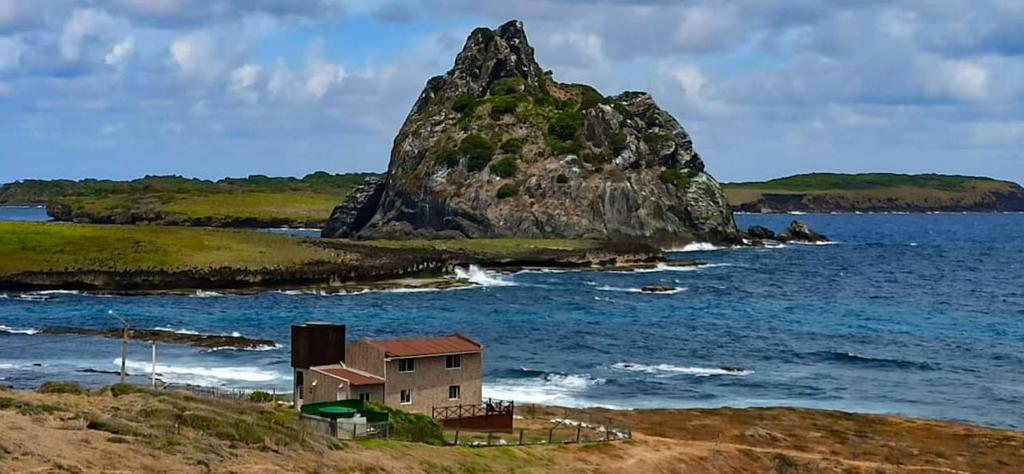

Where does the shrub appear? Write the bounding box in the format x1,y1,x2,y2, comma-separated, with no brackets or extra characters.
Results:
548,111,582,142
426,75,446,93
660,169,696,189
499,137,524,154
490,157,518,178
110,383,148,397
610,132,628,155
37,381,84,395
86,416,141,437
556,174,569,184
471,27,496,43
578,85,605,110
497,183,520,199
581,152,608,167
249,391,274,403
452,94,478,114
488,94,524,119
435,148,460,169
489,77,524,96
365,401,444,445
459,134,495,172
547,137,582,155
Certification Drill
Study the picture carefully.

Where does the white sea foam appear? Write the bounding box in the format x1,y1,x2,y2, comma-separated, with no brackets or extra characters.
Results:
191,290,225,298
205,343,282,352
453,264,517,287
116,359,282,386
611,362,752,377
596,286,686,295
484,372,606,407
0,363,19,369
152,326,200,335
31,290,80,295
0,325,39,335
615,262,733,274
672,242,726,252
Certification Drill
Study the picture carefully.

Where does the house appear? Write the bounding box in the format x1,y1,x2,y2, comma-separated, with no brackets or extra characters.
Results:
291,322,483,415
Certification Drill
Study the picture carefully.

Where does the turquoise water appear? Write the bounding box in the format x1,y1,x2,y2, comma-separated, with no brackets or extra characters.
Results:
1,211,1022,429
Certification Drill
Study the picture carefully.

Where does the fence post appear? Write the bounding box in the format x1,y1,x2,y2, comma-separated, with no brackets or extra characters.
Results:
454,430,459,445
548,428,553,444
487,432,493,446
352,422,357,439
518,429,524,446
576,426,581,443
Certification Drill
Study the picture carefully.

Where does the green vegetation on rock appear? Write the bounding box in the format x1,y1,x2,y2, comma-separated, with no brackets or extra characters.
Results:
497,183,520,199
490,156,518,178
660,169,696,189
459,134,496,172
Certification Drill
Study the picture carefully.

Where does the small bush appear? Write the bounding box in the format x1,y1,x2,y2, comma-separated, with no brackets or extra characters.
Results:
452,94,478,114
426,75,446,93
488,94,525,119
459,134,495,172
435,148,460,169
37,381,84,395
610,132,628,155
489,77,524,96
581,152,608,167
660,169,696,189
249,391,274,403
471,27,496,43
87,416,141,437
110,383,148,397
490,157,518,178
556,174,569,184
497,183,520,199
548,111,582,142
365,401,444,445
499,137,524,154
578,85,605,110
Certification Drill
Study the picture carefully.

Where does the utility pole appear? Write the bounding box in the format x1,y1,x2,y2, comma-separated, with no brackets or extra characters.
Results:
110,310,129,384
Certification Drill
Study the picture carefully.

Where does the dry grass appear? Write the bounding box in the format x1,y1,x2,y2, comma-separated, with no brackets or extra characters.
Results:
1,388,1021,473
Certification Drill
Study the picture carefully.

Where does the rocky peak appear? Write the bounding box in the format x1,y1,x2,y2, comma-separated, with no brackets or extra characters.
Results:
323,21,739,246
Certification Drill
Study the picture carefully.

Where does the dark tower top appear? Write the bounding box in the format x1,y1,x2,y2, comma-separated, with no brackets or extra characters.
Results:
291,322,346,369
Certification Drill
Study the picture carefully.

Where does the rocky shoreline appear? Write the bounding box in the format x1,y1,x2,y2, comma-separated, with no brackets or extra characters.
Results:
36,328,277,350
0,239,668,295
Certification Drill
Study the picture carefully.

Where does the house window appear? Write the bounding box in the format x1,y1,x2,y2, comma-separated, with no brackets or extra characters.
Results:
446,354,462,369
448,385,460,400
398,358,415,373
359,392,371,402
400,389,412,405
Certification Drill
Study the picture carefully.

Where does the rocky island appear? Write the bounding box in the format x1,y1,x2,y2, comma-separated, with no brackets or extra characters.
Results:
323,20,737,246
725,173,1024,213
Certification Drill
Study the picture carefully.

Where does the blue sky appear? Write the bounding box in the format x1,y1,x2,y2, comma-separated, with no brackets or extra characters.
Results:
1,0,1022,184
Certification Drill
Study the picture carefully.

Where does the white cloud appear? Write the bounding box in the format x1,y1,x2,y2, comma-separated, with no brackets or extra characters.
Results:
169,32,227,81
304,38,346,100
104,36,135,66
229,63,262,103
59,8,117,62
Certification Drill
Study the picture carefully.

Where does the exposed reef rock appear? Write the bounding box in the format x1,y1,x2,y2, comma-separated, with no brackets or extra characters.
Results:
38,328,276,350
777,220,828,243
324,20,737,246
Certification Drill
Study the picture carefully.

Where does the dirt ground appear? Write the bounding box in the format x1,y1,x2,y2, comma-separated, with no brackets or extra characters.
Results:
1,389,1021,473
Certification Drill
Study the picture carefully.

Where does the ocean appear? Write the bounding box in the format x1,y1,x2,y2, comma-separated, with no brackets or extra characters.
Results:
1,207,1022,430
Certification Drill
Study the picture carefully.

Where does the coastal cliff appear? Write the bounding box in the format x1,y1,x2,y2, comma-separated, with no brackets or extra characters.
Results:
726,173,1024,213
323,20,737,246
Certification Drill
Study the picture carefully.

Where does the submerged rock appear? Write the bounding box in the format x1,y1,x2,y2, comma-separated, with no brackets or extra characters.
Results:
323,20,737,246
777,220,827,243
641,284,677,293
38,327,276,350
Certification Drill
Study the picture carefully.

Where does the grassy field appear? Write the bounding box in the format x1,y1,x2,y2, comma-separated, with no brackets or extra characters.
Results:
0,222,340,274
724,173,1024,211
1,386,1021,473
0,173,381,227
0,222,608,277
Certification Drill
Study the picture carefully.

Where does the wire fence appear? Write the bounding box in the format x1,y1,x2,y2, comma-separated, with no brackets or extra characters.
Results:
445,404,631,447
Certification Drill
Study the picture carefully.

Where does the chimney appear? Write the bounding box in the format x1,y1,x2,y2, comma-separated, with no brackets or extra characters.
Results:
291,322,346,369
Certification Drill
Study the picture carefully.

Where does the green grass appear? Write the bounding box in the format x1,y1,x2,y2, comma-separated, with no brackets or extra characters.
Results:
724,173,998,192
0,172,379,226
0,222,336,275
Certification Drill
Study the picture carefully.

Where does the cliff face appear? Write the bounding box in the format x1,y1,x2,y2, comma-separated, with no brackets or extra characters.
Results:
323,20,737,245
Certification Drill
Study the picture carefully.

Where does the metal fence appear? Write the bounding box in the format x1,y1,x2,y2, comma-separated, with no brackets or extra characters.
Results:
301,414,389,440
445,405,631,447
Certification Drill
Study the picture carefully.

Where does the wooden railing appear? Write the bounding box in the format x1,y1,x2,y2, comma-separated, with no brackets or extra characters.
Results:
432,398,514,421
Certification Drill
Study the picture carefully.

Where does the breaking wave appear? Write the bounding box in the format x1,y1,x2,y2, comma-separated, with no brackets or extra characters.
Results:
152,326,200,335
191,290,225,298
671,242,727,252
454,265,517,287
116,359,282,386
483,368,606,406
595,286,686,294
611,362,752,377
0,325,39,335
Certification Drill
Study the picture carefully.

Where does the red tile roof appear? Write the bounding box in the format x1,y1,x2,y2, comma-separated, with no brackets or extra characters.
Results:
315,366,385,386
364,333,482,358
